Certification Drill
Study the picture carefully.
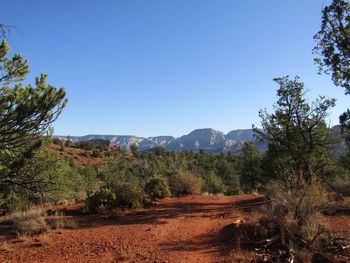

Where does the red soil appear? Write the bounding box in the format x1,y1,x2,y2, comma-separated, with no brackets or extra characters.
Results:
48,144,133,166
0,195,348,263
49,144,104,166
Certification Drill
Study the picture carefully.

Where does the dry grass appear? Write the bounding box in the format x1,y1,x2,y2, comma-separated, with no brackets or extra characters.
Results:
266,178,331,242
231,211,278,249
0,241,13,252
9,209,49,237
17,232,31,242
324,196,350,215
228,178,346,262
34,233,52,247
6,207,77,243
2,208,59,248
47,216,77,230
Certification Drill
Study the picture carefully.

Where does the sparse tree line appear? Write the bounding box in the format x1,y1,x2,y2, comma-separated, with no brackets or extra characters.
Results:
0,0,349,261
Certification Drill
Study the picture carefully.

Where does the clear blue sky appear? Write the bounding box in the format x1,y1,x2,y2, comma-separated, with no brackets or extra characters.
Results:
2,0,349,137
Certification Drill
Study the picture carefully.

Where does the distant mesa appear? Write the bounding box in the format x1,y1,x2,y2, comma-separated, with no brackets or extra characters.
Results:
56,128,263,154
56,126,343,154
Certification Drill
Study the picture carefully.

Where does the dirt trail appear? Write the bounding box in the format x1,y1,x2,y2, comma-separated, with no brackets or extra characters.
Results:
0,195,265,263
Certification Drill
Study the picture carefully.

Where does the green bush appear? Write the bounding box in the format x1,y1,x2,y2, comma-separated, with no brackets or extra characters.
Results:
221,172,242,195
0,192,32,213
86,188,116,213
114,182,150,209
92,148,102,158
169,171,202,196
203,172,227,194
145,177,170,200
86,182,151,213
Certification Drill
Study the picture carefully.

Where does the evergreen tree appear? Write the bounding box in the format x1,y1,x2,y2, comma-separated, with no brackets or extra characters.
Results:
239,141,262,191
254,76,337,183
313,0,350,93
313,1,350,190
0,38,67,197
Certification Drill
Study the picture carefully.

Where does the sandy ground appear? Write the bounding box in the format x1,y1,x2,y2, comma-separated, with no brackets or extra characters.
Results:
0,195,348,263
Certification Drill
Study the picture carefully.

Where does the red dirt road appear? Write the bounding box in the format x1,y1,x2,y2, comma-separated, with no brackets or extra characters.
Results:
1,195,348,263
0,195,264,263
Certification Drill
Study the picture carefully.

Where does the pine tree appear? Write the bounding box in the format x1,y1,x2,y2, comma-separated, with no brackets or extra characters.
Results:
313,0,350,94
254,76,337,183
239,141,262,191
0,38,67,196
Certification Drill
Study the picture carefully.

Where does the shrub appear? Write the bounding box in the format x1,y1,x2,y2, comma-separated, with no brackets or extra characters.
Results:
169,171,202,196
0,241,13,252
145,177,170,200
203,172,227,194
46,210,77,230
35,233,52,247
86,188,116,213
86,183,150,213
10,209,48,236
114,182,150,209
224,173,242,195
264,177,331,261
0,192,34,213
92,149,102,158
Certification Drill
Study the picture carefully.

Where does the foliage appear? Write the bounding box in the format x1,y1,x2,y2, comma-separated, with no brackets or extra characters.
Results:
130,143,139,157
144,176,170,200
254,76,340,261
82,147,249,213
0,39,67,202
202,171,227,194
92,148,102,158
101,148,242,196
0,147,98,213
313,0,350,93
254,76,337,183
46,210,77,230
239,142,262,192
169,171,203,196
216,158,242,194
79,164,99,195
86,182,150,213
314,0,350,141
266,177,330,261
74,139,109,151
0,192,32,213
10,209,48,236
86,188,116,213
114,182,150,209
100,158,143,188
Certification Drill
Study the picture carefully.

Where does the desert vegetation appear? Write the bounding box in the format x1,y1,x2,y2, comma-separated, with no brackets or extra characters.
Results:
0,0,350,262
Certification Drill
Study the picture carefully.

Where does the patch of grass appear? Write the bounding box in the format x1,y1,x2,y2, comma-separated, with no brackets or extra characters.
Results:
0,241,13,252
34,233,52,247
7,207,77,242
9,209,49,236
46,209,78,230
47,215,77,230
17,232,31,242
